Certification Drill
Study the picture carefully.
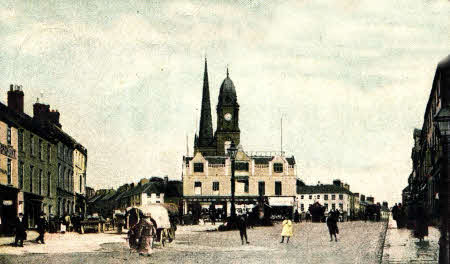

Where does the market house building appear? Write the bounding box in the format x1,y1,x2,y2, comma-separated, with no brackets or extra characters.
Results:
182,60,297,218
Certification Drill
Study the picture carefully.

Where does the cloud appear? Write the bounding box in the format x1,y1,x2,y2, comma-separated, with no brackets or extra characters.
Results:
0,0,449,205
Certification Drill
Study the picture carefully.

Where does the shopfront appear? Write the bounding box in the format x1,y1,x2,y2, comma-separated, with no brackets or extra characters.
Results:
0,185,19,235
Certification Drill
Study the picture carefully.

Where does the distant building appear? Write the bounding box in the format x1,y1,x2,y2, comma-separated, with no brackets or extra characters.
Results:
296,180,353,218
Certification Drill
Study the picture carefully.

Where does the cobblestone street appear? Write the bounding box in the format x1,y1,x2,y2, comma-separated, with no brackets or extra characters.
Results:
0,220,386,264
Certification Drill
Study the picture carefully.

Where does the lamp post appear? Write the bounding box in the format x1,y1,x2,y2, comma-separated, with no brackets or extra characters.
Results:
434,107,450,264
227,141,238,222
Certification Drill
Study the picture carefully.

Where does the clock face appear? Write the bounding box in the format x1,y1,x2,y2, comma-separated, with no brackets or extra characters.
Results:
224,113,232,121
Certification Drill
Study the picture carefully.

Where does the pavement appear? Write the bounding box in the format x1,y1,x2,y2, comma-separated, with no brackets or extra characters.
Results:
382,217,439,263
0,221,387,264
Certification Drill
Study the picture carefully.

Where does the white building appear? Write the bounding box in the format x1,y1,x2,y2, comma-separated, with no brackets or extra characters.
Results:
296,183,353,217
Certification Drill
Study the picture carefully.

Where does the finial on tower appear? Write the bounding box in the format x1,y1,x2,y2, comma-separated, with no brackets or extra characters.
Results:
226,65,229,77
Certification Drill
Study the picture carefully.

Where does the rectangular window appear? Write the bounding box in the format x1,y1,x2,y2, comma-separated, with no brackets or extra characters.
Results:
339,194,343,200
58,164,61,187
39,169,43,195
18,130,24,151
273,163,283,173
275,181,282,195
194,181,202,195
47,144,51,162
193,163,204,172
48,172,51,196
30,135,35,156
339,203,343,210
309,195,312,199
300,203,304,211
324,203,328,210
300,195,304,199
235,162,249,171
317,195,320,199
19,162,24,189
244,181,249,193
332,203,336,210
7,159,11,184
30,165,34,193
7,125,11,145
324,194,329,200
212,182,219,191
332,194,336,200
258,181,265,196
39,139,43,160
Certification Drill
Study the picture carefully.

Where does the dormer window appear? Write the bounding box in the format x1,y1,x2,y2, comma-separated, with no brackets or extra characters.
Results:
273,163,283,173
194,163,204,173
235,162,249,171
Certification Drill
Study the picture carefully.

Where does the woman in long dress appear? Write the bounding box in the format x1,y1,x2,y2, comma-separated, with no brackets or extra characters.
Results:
280,216,293,243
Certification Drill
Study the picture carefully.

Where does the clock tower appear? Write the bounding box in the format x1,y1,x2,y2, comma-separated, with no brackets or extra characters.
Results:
215,68,240,155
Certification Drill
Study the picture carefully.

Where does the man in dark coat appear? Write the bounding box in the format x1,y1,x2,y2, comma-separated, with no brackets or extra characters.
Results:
35,212,48,244
237,215,250,245
326,210,339,242
392,203,399,222
415,204,428,242
14,213,26,247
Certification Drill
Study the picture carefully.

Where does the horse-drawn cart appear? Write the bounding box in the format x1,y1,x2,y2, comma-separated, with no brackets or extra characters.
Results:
127,203,178,247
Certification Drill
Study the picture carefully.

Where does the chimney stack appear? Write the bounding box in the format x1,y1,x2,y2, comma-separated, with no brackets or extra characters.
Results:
7,84,24,113
33,102,62,128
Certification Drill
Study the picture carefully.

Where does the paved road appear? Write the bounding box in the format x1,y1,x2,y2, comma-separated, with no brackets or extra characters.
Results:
0,221,386,264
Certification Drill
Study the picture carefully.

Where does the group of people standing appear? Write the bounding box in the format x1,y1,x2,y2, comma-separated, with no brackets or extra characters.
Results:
392,203,428,242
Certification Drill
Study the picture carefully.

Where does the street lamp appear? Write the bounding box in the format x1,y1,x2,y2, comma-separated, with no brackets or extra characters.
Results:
227,141,238,222
434,107,450,264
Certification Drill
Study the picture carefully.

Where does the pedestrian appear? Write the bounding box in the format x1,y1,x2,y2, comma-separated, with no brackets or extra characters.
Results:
237,214,250,245
415,204,428,242
326,210,339,242
392,203,399,223
128,223,139,252
35,212,48,244
209,205,216,226
294,210,300,223
64,214,71,232
280,216,293,243
136,213,156,256
14,213,26,247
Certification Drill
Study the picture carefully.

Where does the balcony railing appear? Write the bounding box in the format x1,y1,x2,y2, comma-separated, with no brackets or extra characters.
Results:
244,151,286,157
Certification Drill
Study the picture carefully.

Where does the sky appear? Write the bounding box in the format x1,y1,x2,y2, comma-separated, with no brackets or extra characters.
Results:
0,0,449,205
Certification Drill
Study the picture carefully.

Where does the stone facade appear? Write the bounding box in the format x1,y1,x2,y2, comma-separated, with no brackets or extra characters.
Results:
0,84,87,231
183,150,297,215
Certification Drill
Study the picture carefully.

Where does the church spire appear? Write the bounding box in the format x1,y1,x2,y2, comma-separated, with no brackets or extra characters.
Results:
198,58,213,146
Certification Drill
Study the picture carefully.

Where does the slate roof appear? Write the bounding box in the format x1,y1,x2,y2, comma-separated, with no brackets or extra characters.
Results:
119,180,182,199
297,185,353,195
